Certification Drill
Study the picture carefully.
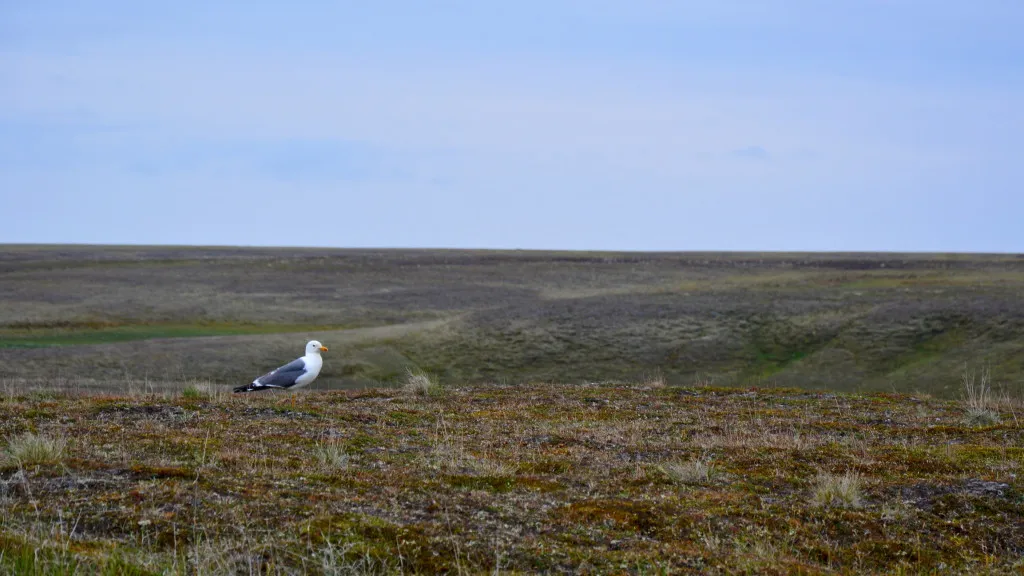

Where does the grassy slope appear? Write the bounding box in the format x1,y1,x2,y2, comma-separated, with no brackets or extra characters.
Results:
0,323,359,348
2,246,1024,397
1,383,1021,574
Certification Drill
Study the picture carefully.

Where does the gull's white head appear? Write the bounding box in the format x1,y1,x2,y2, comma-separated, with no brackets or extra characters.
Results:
306,340,328,355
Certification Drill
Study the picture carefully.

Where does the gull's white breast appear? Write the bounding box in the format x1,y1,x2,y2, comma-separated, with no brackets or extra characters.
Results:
292,354,323,389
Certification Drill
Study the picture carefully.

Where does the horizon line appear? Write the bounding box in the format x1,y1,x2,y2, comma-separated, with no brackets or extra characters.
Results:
1,242,1021,258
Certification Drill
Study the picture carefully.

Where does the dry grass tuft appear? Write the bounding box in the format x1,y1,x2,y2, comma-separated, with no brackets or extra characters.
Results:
961,368,1000,426
4,432,67,466
404,368,440,397
811,471,863,508
180,380,229,401
639,371,667,388
659,458,718,485
316,537,400,575
314,441,351,471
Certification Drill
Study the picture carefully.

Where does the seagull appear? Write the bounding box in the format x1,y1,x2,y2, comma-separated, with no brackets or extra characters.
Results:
234,340,328,398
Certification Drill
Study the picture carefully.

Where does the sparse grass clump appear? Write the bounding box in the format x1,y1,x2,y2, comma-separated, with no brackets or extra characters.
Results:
181,381,222,400
961,368,1000,426
811,471,863,508
639,371,667,388
964,409,1000,427
181,385,204,399
314,441,350,470
316,538,399,575
403,368,440,397
4,432,67,466
659,458,717,485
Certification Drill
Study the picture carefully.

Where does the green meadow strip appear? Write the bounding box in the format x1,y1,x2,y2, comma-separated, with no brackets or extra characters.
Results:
0,323,354,348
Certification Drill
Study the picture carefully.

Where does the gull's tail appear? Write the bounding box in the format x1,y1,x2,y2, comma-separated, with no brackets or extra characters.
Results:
234,382,262,393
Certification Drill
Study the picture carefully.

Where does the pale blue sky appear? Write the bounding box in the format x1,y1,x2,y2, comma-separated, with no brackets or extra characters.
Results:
2,1,1022,251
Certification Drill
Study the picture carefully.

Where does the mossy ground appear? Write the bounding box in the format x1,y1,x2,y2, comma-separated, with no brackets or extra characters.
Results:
1,382,1021,574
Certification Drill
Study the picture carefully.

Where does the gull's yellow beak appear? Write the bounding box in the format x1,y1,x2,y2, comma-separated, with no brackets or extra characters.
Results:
320,345,328,352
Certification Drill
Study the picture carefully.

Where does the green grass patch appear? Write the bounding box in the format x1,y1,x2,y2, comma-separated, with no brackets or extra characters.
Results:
445,474,517,493
0,532,155,575
0,322,353,348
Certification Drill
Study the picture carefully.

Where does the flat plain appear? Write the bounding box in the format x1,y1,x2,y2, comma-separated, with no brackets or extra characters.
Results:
3,245,1024,397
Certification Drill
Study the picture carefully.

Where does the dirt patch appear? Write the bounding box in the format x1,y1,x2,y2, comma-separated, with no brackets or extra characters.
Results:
895,479,1013,511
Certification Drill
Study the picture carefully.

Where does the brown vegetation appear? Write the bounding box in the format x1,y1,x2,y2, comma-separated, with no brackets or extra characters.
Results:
1,382,1021,574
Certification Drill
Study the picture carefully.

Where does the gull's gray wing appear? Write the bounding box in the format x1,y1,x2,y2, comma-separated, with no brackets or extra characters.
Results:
254,357,307,389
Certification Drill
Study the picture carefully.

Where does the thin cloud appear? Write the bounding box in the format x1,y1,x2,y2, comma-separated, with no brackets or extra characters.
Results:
731,145,769,160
